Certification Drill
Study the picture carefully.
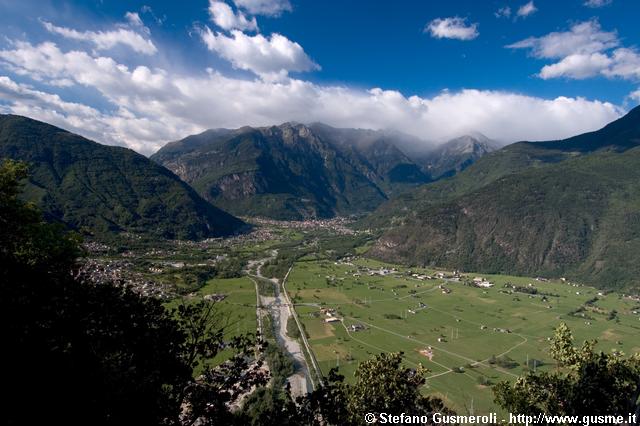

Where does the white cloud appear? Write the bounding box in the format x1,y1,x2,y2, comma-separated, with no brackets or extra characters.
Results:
516,1,538,18
628,89,640,102
495,6,511,18
0,75,164,153
209,1,258,32
200,28,319,80
584,0,612,8
539,53,612,79
604,48,640,80
0,41,625,155
233,0,291,16
0,76,100,117
41,20,157,55
508,20,640,81
507,20,618,59
124,12,144,28
124,12,151,36
0,41,161,97
426,17,479,41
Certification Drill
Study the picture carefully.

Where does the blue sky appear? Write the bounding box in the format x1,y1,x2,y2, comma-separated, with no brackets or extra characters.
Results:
0,0,638,153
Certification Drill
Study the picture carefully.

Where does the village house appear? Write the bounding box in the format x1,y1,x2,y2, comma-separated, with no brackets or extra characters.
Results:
419,347,434,360
473,277,493,288
320,308,337,317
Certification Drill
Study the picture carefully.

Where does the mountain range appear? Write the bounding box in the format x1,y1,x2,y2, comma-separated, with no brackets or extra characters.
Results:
151,123,495,220
0,115,244,240
7,107,640,290
0,114,497,239
369,105,640,290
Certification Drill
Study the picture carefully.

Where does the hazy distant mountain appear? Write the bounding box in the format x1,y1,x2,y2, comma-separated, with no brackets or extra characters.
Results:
368,105,640,290
152,123,431,220
422,132,498,179
0,115,244,240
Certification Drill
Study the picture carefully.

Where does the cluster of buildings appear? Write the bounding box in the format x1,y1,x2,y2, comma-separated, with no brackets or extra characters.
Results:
320,307,342,323
367,267,397,276
78,259,172,299
340,263,399,278
339,264,401,280
409,271,461,281
250,216,357,235
81,241,112,254
472,277,494,288
147,259,221,274
170,226,277,251
407,271,444,281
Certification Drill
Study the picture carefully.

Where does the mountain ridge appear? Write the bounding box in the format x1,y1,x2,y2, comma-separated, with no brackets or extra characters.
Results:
0,114,245,240
152,122,434,220
368,105,640,290
152,122,498,220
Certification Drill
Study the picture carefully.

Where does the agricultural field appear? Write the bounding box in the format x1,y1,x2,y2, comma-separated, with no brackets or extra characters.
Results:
286,257,640,415
164,276,258,373
199,276,258,339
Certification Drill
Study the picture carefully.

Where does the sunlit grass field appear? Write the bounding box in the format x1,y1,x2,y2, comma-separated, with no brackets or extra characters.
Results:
286,257,640,415
165,276,258,374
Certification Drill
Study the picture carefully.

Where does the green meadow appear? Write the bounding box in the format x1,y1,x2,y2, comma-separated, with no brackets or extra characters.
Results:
165,276,258,373
286,257,640,415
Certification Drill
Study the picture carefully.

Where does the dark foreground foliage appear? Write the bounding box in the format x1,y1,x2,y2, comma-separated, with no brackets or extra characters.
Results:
0,159,265,425
494,323,640,421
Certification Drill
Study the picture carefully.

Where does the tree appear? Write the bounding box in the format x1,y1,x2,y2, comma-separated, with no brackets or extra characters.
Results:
238,385,299,426
294,369,350,426
0,159,79,274
549,322,578,366
347,352,450,425
181,334,269,425
292,352,451,426
0,160,265,425
494,323,640,420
